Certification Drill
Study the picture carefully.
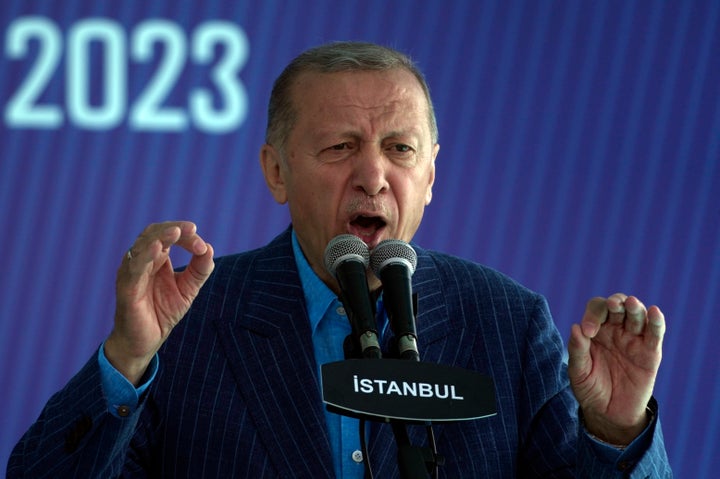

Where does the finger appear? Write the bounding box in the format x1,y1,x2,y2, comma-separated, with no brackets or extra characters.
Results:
125,221,200,266
607,292,629,325
172,222,210,256
153,221,198,254
124,237,166,279
645,305,666,351
623,295,647,335
125,222,180,259
580,297,609,338
177,243,215,299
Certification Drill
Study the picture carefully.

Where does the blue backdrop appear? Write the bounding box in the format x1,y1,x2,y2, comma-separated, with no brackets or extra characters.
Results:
1,1,718,477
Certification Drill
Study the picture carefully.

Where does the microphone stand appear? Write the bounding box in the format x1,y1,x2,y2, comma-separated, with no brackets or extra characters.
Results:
387,293,442,479
340,293,443,479
391,420,441,479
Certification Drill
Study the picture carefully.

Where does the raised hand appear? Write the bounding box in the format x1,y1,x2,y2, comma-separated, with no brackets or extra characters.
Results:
104,221,215,385
567,293,666,445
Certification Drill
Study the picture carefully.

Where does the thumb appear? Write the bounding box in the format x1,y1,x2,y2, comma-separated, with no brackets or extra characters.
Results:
177,242,215,299
567,323,592,384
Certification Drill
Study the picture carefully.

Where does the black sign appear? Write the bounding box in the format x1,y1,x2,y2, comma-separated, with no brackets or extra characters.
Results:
321,359,496,422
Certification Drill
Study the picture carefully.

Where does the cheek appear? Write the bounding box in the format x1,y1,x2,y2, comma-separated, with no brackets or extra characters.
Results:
289,176,339,220
425,185,433,205
400,170,433,205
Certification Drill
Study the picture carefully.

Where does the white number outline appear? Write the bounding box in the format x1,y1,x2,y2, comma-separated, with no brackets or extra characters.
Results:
4,16,63,128
66,18,126,129
3,16,249,133
129,19,188,131
190,21,249,133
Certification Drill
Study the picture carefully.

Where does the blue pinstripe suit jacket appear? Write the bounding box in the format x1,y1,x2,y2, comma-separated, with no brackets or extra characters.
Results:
8,228,671,478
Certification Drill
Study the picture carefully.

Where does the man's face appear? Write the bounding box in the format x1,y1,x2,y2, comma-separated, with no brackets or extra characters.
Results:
261,68,439,290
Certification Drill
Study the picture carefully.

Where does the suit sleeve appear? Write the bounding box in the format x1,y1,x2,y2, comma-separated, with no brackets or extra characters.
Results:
577,398,672,477
6,351,148,478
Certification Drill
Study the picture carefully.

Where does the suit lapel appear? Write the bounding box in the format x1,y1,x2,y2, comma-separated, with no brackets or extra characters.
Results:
213,232,334,478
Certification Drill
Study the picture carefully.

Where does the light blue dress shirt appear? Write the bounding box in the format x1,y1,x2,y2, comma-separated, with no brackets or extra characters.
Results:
98,345,157,417
290,232,368,479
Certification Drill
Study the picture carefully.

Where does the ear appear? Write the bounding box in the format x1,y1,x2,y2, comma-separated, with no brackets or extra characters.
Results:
425,143,439,205
260,144,288,204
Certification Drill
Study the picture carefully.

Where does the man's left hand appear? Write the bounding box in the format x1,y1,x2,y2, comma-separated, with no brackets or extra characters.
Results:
568,293,666,445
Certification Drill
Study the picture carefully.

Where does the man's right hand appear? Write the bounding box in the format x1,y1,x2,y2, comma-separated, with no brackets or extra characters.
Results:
104,221,215,385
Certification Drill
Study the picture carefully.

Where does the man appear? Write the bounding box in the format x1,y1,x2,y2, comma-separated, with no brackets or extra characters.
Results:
8,41,671,477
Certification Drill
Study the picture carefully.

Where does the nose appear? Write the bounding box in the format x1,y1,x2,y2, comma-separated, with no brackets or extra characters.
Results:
352,146,389,197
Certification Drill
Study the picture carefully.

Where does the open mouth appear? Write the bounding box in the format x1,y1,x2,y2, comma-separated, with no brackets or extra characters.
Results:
348,215,387,244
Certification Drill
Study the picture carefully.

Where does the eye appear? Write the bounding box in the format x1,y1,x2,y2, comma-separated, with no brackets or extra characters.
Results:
318,141,355,162
330,142,351,150
385,143,415,155
384,142,418,166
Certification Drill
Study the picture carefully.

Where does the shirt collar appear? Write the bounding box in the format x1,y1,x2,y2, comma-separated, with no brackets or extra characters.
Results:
291,230,338,335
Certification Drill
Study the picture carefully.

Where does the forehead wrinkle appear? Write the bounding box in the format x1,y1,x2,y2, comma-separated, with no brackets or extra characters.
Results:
319,99,424,141
294,70,430,143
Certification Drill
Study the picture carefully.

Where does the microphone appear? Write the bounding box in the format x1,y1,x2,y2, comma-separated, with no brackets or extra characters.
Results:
324,234,381,359
370,239,419,361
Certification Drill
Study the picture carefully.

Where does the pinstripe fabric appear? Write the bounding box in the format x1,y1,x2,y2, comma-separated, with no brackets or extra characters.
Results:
8,228,671,478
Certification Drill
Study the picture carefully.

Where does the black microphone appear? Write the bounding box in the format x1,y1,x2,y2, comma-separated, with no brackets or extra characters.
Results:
324,234,381,359
370,239,419,361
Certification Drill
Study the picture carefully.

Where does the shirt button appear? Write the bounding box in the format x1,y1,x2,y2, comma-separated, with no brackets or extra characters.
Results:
351,450,364,463
336,306,346,316
116,405,131,417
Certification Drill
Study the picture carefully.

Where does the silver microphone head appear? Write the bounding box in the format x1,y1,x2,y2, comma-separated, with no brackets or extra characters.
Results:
323,234,370,276
370,239,417,276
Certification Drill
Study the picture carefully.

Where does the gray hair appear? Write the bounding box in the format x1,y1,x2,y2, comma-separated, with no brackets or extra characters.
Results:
265,41,439,152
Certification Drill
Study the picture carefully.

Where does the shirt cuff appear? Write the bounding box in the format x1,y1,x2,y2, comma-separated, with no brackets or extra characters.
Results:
581,399,658,465
98,342,159,418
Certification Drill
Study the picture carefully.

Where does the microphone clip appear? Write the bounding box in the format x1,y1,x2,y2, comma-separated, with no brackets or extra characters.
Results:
386,292,420,361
